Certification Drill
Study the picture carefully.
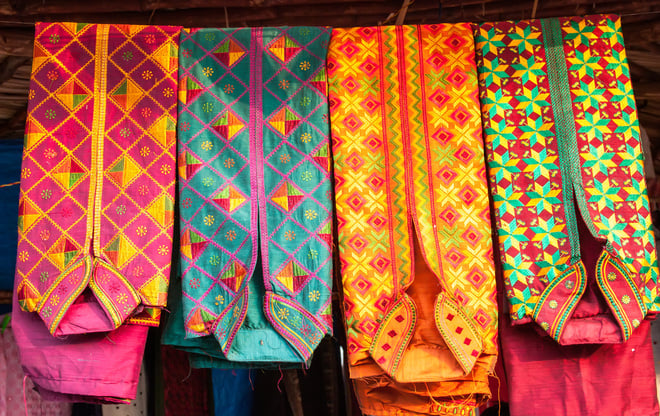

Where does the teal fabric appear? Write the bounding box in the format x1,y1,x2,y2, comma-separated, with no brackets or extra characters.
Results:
175,26,333,366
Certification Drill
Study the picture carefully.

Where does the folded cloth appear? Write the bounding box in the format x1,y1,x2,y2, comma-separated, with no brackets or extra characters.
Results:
15,22,181,335
176,27,333,366
329,24,497,415
475,14,660,344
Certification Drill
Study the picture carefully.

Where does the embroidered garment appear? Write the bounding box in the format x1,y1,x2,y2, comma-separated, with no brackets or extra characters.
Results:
12,281,147,403
177,27,333,364
329,24,497,415
476,15,660,344
15,22,180,335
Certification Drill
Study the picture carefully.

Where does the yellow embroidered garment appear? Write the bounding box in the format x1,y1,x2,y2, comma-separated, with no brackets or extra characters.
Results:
329,24,497,415
15,22,180,335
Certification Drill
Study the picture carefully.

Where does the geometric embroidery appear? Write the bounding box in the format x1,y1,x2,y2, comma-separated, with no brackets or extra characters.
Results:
178,151,203,181
212,185,247,213
268,107,301,136
148,115,177,149
180,228,208,261
52,156,86,190
56,79,89,111
270,181,304,212
267,34,300,62
220,261,247,293
146,194,174,227
17,198,40,233
106,155,140,188
109,78,143,110
213,39,246,67
48,236,79,269
212,111,244,141
103,234,137,269
275,260,310,294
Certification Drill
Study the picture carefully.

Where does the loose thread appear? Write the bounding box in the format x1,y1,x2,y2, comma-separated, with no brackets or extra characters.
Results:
276,366,284,393
0,181,20,188
22,375,28,416
248,370,254,391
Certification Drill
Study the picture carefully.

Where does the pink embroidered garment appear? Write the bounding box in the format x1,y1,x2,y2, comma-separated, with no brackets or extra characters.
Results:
15,22,180,335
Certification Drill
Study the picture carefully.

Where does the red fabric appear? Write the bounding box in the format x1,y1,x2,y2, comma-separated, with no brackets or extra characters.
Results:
162,346,210,416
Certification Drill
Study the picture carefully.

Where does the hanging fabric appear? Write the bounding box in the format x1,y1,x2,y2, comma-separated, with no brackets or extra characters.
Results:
476,14,660,344
175,27,333,365
15,22,181,335
329,24,498,415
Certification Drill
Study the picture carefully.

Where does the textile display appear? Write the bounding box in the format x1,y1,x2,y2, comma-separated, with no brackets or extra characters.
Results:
329,24,497,415
211,369,254,416
476,15,660,344
176,26,333,365
15,22,180,335
0,314,73,415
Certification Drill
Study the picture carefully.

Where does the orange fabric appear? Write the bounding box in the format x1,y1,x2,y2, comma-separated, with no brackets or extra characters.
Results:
329,23,497,415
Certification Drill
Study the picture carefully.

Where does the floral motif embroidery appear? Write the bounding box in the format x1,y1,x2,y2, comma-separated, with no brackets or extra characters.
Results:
225,230,237,241
47,70,59,81
122,51,133,61
182,49,192,58
138,185,149,196
45,109,56,120
210,255,221,266
21,168,30,179
278,79,289,90
300,132,312,143
181,121,191,131
223,158,235,168
308,248,318,259
140,146,151,157
160,164,171,174
157,245,169,255
305,209,317,220
136,226,147,237
215,294,224,306
142,70,153,80
39,230,50,241
145,33,155,44
18,251,29,262
299,61,311,71
201,140,213,151
204,215,215,226
141,107,151,118
202,66,214,77
202,176,214,187
280,153,291,164
40,271,49,283
163,87,174,97
28,89,35,99
120,127,131,137
116,293,128,304
49,34,59,44
41,189,52,200
133,266,144,277
223,84,234,94
300,96,311,107
301,170,313,181
182,198,192,208
42,307,52,318
202,102,214,113
284,230,296,241
309,290,320,302
190,277,201,289
50,294,60,306
622,295,631,305
277,307,289,320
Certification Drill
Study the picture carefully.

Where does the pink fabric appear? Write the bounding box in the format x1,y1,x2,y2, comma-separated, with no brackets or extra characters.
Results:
12,282,147,403
0,314,72,415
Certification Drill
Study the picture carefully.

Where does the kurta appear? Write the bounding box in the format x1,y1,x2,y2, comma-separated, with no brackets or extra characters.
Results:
476,15,660,344
15,22,180,335
176,27,333,365
329,24,497,415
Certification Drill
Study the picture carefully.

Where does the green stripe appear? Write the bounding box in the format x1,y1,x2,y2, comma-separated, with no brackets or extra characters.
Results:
542,18,582,260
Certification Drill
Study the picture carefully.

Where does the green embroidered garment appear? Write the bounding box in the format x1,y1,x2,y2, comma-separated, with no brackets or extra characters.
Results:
476,15,660,344
176,27,333,365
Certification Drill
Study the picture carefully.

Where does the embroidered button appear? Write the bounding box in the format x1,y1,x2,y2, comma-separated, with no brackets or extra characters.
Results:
549,300,558,309
607,272,616,281
540,322,550,330
632,319,640,328
564,280,574,289
621,295,631,305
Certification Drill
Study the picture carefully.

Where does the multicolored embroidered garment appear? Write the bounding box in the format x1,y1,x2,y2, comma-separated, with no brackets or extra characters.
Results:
15,22,180,335
476,15,660,344
177,27,333,364
329,24,497,415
